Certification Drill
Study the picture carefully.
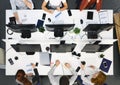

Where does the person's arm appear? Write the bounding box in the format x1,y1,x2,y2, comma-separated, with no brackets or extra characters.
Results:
80,69,94,85
32,68,41,83
23,0,34,9
64,63,78,84
41,0,54,14
89,65,99,72
48,60,60,84
48,65,57,84
13,12,21,24
96,0,102,11
69,67,78,84
59,2,68,11
80,0,90,11
33,68,39,78
10,0,21,23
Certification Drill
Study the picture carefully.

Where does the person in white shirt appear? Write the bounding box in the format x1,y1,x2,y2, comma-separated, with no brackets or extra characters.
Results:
10,0,34,23
80,62,107,85
41,0,68,14
48,60,78,85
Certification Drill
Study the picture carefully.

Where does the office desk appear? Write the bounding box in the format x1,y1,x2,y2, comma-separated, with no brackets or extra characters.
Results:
5,10,114,75
6,10,113,40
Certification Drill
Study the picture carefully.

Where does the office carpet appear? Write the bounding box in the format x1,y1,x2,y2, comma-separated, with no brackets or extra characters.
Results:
0,0,120,85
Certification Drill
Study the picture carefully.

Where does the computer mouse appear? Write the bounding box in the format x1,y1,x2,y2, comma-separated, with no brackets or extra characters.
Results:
80,19,83,24
14,56,18,60
48,18,51,22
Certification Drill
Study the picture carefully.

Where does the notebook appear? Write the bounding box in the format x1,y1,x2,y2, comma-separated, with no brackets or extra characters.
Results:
99,58,112,73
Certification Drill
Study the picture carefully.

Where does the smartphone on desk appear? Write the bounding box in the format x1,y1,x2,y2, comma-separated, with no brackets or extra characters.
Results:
67,9,72,16
42,13,46,20
8,58,14,65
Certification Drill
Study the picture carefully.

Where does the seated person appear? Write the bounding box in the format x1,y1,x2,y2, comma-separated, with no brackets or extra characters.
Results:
15,63,41,85
41,0,68,14
15,69,32,85
10,0,34,23
80,0,102,11
48,60,77,85
80,62,107,85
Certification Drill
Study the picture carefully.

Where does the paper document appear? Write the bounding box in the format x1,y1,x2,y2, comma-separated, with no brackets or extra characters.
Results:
99,11,109,24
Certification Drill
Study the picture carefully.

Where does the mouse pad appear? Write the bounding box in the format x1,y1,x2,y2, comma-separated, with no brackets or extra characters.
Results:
99,58,112,73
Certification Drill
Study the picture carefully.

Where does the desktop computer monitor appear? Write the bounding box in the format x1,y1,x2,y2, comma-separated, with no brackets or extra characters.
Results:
50,43,76,52
83,24,113,39
6,24,37,38
81,44,112,53
45,24,75,37
11,44,42,55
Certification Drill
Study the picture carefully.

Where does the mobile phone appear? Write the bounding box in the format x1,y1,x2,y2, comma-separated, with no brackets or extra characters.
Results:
9,17,16,24
35,62,38,66
68,9,72,16
8,58,14,65
42,13,46,20
76,66,80,72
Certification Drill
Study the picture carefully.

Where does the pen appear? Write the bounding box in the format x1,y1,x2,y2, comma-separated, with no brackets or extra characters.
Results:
55,12,61,18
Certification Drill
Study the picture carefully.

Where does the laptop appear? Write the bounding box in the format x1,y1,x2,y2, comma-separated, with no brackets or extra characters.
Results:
39,52,51,66
81,44,100,53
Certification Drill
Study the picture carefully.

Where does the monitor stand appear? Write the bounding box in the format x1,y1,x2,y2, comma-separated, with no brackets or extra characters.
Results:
21,30,31,38
54,28,63,37
26,52,35,55
87,31,98,39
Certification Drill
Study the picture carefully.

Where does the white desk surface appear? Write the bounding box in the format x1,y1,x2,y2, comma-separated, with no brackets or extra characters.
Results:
6,10,113,40
5,10,114,75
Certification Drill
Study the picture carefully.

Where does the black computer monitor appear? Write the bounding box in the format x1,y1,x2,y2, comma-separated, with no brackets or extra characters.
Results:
83,24,113,39
50,43,76,53
45,24,75,37
81,44,112,53
11,44,42,55
6,24,37,38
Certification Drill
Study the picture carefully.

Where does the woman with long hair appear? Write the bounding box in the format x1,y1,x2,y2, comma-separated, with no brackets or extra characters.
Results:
15,63,41,85
80,0,102,11
15,69,32,85
80,63,107,85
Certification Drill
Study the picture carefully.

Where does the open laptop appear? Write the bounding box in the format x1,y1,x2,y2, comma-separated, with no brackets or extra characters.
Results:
39,52,51,66
81,44,100,53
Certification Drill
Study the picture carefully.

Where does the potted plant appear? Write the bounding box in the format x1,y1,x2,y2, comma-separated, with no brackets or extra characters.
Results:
38,27,45,33
99,54,105,58
73,27,80,34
